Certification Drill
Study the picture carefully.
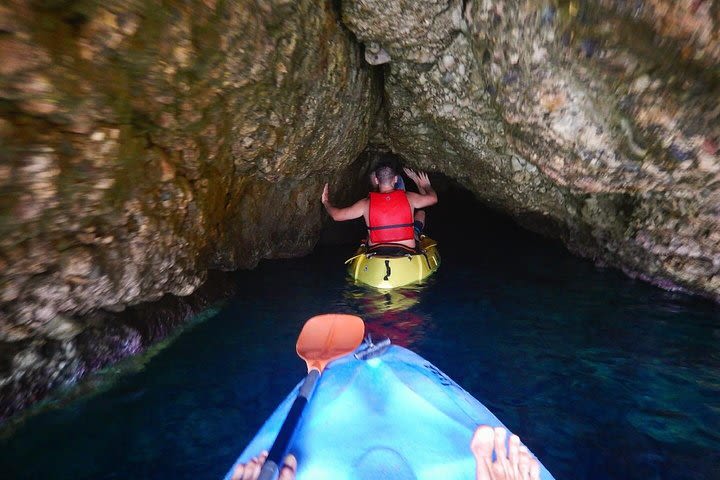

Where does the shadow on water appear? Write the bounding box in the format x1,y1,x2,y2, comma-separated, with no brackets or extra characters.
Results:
0,180,719,479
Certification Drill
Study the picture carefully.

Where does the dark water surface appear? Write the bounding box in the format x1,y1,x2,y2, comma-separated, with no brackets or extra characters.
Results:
1,188,719,479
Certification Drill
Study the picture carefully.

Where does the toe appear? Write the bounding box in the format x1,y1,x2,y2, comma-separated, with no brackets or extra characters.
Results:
244,456,262,480
508,434,520,465
493,427,511,478
530,456,541,480
279,454,298,480
470,425,495,458
518,446,531,480
230,464,244,480
493,427,508,460
508,434,522,478
471,425,495,480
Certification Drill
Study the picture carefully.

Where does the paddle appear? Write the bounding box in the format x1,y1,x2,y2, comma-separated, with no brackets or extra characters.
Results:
257,313,365,480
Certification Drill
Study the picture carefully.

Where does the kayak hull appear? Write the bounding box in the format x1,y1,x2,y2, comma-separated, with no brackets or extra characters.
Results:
224,344,555,480
346,236,440,289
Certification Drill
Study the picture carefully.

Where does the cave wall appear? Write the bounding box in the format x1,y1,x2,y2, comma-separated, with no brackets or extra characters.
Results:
0,0,380,329
342,0,720,300
0,0,380,419
0,0,718,421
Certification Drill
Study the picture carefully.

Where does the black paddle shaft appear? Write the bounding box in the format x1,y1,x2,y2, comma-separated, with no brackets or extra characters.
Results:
258,369,320,480
266,396,306,462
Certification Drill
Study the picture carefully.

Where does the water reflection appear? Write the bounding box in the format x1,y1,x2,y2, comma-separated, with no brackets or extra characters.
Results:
342,282,432,347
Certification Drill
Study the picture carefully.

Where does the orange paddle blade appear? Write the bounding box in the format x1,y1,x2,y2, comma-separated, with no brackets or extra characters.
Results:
296,314,365,373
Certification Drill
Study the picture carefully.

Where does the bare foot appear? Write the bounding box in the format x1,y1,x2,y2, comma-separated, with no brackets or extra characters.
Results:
231,451,297,480
233,426,538,480
470,425,541,480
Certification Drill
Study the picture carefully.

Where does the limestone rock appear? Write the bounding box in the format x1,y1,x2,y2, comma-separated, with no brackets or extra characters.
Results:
0,0,380,419
342,0,720,303
0,0,718,422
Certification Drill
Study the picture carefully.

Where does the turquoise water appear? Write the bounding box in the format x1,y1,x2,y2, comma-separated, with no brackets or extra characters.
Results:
1,188,719,479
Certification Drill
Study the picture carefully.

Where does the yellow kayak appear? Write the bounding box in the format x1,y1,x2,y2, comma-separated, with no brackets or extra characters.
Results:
345,236,440,289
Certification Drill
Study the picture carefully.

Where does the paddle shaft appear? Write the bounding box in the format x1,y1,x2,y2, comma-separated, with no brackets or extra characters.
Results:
257,369,320,480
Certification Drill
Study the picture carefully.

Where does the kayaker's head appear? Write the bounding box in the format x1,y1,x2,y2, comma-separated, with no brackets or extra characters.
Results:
371,163,398,192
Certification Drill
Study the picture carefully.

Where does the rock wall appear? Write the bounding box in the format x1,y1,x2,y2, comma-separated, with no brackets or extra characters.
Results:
0,0,380,419
0,0,380,331
0,269,239,422
342,0,720,301
1,0,718,421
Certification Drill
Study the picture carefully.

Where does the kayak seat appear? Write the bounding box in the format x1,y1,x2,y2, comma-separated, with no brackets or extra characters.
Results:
366,243,419,256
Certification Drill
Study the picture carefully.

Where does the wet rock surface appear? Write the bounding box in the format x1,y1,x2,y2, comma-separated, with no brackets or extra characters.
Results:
0,0,379,419
0,270,237,422
1,0,718,420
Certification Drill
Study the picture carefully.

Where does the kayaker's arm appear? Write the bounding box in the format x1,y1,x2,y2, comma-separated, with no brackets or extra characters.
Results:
322,183,368,221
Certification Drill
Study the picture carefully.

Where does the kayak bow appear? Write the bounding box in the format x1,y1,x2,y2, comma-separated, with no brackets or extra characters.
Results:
225,336,555,480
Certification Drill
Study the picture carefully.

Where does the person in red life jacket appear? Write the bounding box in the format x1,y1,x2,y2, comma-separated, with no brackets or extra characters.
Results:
321,164,437,249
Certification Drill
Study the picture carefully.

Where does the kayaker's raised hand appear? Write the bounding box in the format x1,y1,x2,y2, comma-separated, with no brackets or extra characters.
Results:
403,168,432,190
231,451,297,480
403,167,419,184
415,171,431,189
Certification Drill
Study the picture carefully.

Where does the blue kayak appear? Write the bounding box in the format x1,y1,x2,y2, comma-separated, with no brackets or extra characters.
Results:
224,340,555,480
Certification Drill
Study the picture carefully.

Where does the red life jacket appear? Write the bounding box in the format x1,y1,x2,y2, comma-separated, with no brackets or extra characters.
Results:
367,190,414,243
